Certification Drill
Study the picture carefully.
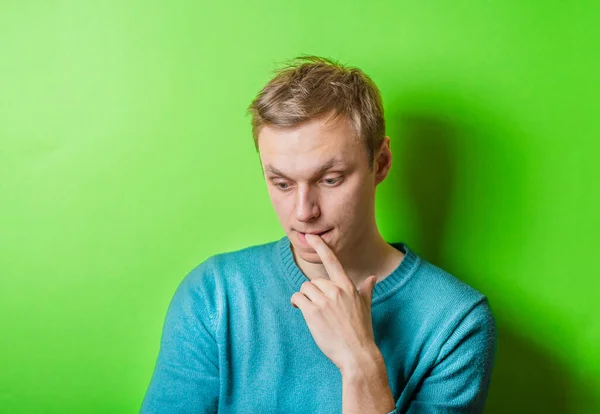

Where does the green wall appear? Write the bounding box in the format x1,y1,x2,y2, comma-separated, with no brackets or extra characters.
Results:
1,1,598,412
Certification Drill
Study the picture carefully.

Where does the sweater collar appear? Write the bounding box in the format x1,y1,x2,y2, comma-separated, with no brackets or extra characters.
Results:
275,235,420,305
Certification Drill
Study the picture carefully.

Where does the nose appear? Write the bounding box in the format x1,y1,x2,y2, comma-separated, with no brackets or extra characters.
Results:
295,185,320,222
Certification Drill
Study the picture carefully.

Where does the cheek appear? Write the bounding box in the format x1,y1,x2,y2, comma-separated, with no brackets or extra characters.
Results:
268,191,291,217
330,188,362,218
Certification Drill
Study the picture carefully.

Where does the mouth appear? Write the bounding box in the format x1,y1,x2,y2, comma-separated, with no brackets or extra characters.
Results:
297,229,332,246
304,230,330,236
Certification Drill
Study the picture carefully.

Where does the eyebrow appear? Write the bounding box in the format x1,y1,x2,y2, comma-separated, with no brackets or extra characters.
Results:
265,159,346,179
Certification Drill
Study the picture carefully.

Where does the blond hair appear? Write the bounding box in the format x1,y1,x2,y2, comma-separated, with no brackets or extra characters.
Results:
246,55,386,170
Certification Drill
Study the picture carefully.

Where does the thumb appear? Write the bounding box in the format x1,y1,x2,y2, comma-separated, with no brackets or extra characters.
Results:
359,275,377,308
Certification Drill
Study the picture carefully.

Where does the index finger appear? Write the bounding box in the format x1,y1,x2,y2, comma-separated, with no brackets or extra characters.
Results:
304,233,353,289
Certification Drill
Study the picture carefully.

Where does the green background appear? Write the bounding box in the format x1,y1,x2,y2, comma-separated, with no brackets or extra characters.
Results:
1,1,598,412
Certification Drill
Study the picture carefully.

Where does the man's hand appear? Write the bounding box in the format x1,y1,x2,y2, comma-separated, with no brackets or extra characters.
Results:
291,234,396,413
290,233,379,373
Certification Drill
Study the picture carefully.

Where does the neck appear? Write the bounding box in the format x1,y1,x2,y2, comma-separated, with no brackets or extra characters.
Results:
291,227,405,289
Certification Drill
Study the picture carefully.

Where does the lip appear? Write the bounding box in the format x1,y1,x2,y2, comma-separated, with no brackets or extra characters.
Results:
297,229,332,247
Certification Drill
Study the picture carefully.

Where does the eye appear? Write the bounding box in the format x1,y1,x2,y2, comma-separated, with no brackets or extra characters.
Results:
275,182,291,190
322,177,343,186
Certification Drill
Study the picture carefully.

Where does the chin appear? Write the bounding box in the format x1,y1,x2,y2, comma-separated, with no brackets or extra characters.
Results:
289,238,317,257
298,249,324,264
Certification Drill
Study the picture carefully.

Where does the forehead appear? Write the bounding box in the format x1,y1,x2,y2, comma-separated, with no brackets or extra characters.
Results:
258,113,364,173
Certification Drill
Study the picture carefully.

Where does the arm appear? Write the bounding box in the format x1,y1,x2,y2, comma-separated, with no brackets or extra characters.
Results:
407,299,498,414
141,274,220,413
292,234,401,413
340,346,397,414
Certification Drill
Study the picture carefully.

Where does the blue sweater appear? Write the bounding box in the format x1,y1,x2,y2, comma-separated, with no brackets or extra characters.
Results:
141,236,497,413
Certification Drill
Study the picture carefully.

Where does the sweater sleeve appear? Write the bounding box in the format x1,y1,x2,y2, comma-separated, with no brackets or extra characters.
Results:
406,298,497,414
140,273,220,413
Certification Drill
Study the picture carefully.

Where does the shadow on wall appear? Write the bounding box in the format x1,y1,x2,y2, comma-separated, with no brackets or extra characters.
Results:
387,99,596,413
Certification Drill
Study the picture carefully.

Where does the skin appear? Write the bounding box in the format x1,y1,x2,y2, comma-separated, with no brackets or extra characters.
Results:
257,109,405,288
299,234,396,413
257,109,401,413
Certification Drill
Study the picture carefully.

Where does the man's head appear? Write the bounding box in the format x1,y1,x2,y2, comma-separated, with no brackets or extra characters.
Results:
246,56,392,263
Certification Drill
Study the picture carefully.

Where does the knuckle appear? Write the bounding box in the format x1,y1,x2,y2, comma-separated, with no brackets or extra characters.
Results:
311,279,325,289
300,281,312,292
331,286,343,300
323,252,336,263
308,305,321,315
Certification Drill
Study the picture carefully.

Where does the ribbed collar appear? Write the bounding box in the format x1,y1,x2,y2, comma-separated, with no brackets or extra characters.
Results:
275,235,420,306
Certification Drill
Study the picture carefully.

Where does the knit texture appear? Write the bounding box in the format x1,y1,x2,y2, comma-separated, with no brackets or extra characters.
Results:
141,236,497,413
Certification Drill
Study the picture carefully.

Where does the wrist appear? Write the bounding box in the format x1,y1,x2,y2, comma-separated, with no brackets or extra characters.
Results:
340,344,385,379
340,347,396,414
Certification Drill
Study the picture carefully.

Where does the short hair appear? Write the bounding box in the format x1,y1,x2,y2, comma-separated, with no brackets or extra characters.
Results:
246,55,386,170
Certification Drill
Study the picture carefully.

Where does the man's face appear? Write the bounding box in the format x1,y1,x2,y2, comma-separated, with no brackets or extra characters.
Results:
258,111,383,264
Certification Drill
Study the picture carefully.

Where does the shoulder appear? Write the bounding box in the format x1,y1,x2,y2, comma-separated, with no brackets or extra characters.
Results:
400,255,497,361
410,257,488,309
167,237,282,318
402,253,496,340
211,238,279,272
180,237,281,292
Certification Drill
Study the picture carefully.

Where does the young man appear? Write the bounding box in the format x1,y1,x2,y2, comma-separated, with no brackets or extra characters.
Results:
141,56,497,413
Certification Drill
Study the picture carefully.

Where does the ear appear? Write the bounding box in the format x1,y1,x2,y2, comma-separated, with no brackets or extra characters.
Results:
374,136,392,185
